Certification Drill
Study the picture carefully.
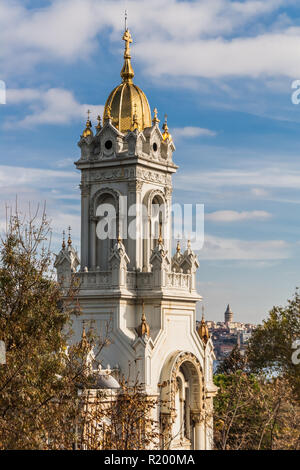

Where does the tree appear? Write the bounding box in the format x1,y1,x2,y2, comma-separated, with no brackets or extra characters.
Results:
216,345,247,375
77,378,160,450
213,296,300,451
0,207,80,449
0,209,161,450
214,372,300,450
247,290,300,397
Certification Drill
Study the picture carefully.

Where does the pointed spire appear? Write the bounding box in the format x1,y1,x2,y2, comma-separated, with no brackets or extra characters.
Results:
137,301,150,338
96,114,102,131
162,113,172,141
82,109,92,138
152,107,160,125
62,230,66,250
176,240,181,253
67,226,72,246
157,222,163,246
121,27,135,83
124,9,128,31
79,321,89,350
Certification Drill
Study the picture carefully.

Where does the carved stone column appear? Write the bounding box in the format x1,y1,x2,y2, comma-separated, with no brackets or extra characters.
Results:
127,179,143,270
191,412,205,450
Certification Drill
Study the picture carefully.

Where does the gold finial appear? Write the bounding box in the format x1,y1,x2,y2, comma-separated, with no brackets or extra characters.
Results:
62,230,66,250
117,233,122,243
82,109,92,138
187,239,191,250
198,305,210,345
137,301,150,337
162,113,172,141
152,107,160,125
157,223,163,245
176,240,181,253
67,226,72,246
96,114,102,131
80,321,89,349
121,28,135,83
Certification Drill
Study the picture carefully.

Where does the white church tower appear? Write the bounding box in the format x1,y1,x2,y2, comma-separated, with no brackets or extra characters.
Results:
56,28,217,450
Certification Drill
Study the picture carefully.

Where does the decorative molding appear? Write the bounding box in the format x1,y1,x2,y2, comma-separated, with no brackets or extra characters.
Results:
89,187,121,218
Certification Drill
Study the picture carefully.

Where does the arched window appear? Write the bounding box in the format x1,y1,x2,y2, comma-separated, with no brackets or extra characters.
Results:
143,191,167,270
94,192,119,271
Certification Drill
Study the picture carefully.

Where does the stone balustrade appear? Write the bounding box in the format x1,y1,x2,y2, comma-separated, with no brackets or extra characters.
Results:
77,269,194,293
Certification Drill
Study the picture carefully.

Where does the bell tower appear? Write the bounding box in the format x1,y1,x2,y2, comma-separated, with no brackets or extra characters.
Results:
56,27,217,450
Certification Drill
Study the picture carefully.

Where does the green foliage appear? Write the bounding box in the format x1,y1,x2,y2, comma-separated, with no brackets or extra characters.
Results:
213,291,300,450
214,372,299,450
0,210,79,449
247,290,300,397
216,345,247,375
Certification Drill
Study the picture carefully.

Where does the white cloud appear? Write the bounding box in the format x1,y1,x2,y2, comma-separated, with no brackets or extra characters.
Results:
175,167,300,191
137,28,300,79
206,210,272,222
251,188,270,198
0,164,81,251
194,234,289,260
0,165,77,188
0,0,296,80
172,126,217,139
5,88,103,128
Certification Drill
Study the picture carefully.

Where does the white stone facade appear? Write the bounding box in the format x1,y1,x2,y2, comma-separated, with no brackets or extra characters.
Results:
55,89,217,451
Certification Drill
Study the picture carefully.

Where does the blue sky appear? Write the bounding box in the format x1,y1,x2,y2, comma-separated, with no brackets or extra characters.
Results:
1,0,300,324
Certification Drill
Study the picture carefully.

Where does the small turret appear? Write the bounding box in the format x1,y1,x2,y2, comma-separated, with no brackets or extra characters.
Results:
54,227,80,284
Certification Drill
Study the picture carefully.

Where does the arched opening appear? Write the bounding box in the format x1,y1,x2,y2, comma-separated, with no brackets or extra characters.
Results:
92,191,120,271
142,191,167,271
159,351,204,450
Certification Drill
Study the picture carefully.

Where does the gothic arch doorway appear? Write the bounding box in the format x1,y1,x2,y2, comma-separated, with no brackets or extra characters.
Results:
159,351,204,450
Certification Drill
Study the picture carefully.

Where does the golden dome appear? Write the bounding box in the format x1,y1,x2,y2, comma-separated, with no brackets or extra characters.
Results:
103,29,152,133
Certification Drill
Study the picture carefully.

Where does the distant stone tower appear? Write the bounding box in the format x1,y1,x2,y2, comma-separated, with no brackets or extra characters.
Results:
225,304,233,323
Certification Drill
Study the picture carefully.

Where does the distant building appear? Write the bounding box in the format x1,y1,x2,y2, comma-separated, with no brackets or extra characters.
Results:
224,304,233,324
197,305,256,363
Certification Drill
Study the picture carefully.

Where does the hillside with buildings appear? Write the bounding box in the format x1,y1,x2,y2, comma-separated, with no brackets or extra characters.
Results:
197,305,256,363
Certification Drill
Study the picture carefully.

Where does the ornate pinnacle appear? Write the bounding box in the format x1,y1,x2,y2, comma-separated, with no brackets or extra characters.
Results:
96,114,102,130
137,302,150,338
82,109,92,138
67,226,72,246
121,28,134,82
152,107,160,125
162,113,172,141
62,230,66,250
